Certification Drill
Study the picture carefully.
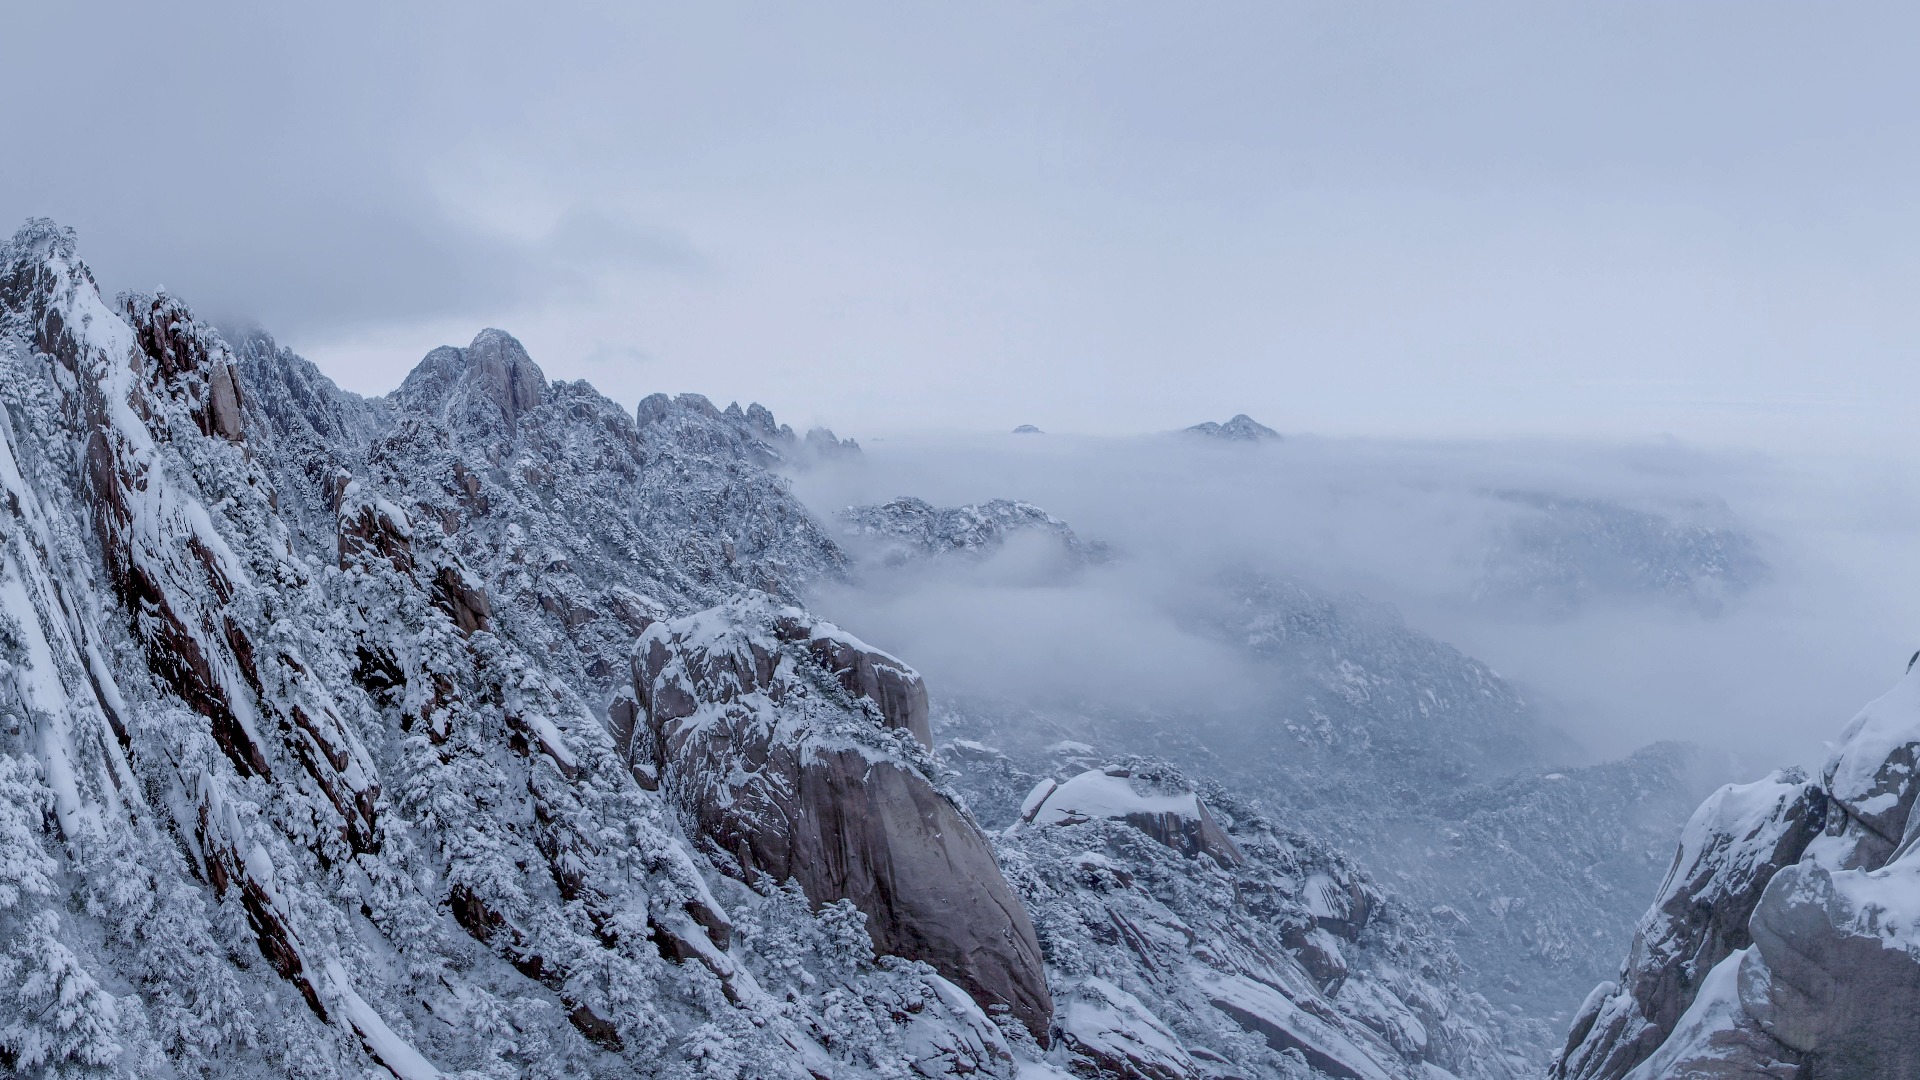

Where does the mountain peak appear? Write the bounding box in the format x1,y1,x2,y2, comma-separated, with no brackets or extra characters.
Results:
7,216,80,261
1184,413,1280,441
395,327,546,430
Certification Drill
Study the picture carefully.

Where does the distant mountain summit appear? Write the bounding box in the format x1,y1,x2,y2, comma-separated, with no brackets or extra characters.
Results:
1184,413,1281,441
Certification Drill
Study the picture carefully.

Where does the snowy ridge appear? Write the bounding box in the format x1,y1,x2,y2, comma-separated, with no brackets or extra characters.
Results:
941,729,1540,1079
1183,415,1281,442
838,496,1108,568
0,221,1030,1078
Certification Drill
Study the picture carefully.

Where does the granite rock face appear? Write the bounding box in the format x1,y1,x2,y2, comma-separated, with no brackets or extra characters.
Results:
1550,776,1828,1079
630,595,1053,1040
3,217,1835,1080
1021,767,1245,868
1556,668,1920,1079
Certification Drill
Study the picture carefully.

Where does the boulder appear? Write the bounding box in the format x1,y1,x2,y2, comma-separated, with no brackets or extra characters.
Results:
631,594,1053,1040
1027,768,1245,868
1744,857,1920,1075
1058,977,1196,1080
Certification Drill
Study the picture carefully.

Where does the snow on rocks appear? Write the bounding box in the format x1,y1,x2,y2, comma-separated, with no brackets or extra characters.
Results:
838,495,1108,568
983,751,1521,1080
1021,767,1244,867
0,219,1620,1080
1557,663,1920,1078
1196,970,1400,1080
1057,976,1197,1080
1549,772,1826,1080
0,222,972,1079
1818,666,1920,867
631,593,1053,1040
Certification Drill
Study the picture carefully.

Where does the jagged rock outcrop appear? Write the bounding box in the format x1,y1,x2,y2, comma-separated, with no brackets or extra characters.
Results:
1183,414,1280,441
629,595,1053,1040
982,753,1527,1079
236,326,852,702
1,219,832,1077
1549,774,1827,1079
1,217,1664,1080
397,327,547,434
636,390,859,469
1556,667,1920,1079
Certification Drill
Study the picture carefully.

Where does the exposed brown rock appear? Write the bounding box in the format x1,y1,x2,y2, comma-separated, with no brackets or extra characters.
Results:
433,563,492,634
122,291,248,443
804,632,931,748
337,484,415,574
633,597,1054,1041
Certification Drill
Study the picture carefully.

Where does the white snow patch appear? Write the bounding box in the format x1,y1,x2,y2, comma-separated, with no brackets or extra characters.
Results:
325,960,443,1079
1014,778,1058,828
1195,970,1398,1080
1031,770,1201,828
1621,950,1749,1080
1061,977,1193,1078
1826,668,1920,809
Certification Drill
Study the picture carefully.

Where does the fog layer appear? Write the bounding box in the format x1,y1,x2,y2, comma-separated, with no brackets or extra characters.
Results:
795,430,1920,770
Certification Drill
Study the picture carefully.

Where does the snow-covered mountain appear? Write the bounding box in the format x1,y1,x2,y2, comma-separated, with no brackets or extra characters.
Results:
1,218,1880,1080
0,219,1568,1080
925,569,1713,1068
1184,415,1281,442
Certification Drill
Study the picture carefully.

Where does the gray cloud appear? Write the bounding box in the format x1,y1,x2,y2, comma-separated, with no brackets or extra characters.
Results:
6,2,1920,446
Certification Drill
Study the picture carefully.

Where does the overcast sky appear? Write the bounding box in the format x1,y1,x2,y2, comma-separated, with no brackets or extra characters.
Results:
7,2,1918,448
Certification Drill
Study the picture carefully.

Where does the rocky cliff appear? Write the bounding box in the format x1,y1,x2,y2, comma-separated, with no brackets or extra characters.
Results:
0,220,1031,1079
1553,666,1920,1078
626,595,1052,1039
0,217,1789,1080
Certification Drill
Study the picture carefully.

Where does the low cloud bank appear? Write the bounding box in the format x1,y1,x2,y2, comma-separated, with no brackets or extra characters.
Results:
794,430,1920,771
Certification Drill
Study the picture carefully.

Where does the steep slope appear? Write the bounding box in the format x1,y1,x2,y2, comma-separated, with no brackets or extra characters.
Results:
0,218,1723,1080
0,221,1043,1079
907,555,1704,1067
950,746,1539,1079
625,596,1051,1039
1554,665,1920,1078
239,328,851,702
